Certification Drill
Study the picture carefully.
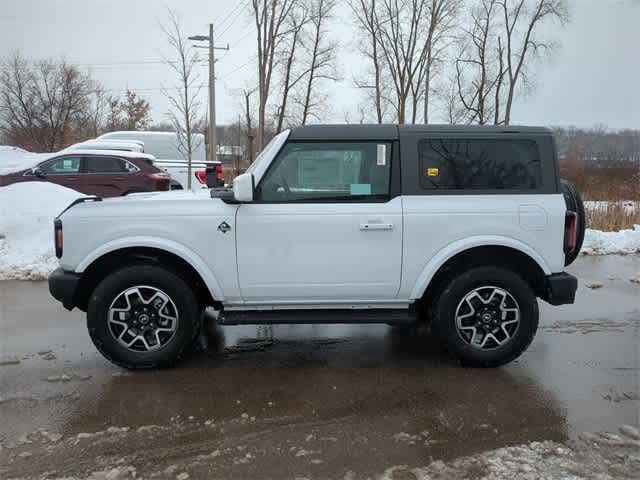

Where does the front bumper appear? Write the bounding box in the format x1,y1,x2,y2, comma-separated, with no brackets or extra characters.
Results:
48,267,81,311
543,272,578,305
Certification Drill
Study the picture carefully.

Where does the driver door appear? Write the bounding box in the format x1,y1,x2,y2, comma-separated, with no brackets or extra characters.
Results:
235,140,402,305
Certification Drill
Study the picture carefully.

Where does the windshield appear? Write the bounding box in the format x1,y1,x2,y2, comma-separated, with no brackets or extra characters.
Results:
244,130,289,176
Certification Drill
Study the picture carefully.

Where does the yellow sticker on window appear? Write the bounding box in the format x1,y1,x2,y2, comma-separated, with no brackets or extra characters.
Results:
426,167,439,177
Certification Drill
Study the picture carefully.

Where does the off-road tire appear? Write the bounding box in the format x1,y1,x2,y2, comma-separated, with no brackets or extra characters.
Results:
87,264,201,370
432,266,539,368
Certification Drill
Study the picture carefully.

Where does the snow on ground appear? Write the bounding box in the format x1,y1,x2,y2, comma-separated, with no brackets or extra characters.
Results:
0,182,82,280
4,425,638,479
379,426,640,480
582,225,640,255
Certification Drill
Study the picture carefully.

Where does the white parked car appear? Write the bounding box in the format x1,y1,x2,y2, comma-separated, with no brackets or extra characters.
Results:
64,139,145,153
97,131,224,189
48,125,584,370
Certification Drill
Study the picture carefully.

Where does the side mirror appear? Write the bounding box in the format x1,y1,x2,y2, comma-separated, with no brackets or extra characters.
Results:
233,172,254,202
32,167,46,178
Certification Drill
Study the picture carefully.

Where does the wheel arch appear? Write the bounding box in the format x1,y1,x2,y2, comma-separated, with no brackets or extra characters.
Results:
74,239,223,311
410,237,551,302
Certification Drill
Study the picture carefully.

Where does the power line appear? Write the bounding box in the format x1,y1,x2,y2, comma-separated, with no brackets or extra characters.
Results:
221,61,252,80
0,59,209,72
70,60,172,66
227,24,256,46
215,0,251,41
102,85,208,93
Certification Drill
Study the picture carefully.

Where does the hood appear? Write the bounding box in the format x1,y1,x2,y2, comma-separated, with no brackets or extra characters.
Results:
101,189,212,203
0,152,52,175
60,188,231,220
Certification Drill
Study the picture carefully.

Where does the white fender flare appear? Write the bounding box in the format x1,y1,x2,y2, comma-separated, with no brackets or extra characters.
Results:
409,235,552,300
75,236,225,301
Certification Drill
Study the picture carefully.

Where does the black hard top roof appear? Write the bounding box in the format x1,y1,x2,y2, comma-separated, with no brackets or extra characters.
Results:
288,124,552,141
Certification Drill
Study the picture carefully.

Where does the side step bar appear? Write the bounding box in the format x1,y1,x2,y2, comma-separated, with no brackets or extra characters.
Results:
219,309,417,326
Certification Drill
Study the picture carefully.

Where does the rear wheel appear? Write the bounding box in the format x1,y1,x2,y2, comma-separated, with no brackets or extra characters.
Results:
432,266,539,367
87,265,201,369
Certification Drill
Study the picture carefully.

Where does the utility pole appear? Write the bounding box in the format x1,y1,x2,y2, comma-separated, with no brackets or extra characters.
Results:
189,25,229,163
208,23,216,163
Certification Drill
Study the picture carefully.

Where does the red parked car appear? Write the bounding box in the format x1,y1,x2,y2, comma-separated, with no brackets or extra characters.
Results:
0,150,170,197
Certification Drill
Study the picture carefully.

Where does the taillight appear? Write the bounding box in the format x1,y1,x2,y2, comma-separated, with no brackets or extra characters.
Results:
147,172,170,191
195,170,207,184
54,219,63,258
564,211,577,253
215,163,224,181
147,172,170,181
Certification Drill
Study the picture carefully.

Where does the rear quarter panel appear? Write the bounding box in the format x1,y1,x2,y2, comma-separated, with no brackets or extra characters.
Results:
400,194,567,300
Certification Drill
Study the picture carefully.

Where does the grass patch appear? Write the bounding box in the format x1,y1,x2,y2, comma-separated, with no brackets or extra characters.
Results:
585,201,639,231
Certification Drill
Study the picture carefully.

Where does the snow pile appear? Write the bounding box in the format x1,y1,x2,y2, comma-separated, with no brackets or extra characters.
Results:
0,182,82,280
0,147,47,174
582,225,640,255
378,426,640,480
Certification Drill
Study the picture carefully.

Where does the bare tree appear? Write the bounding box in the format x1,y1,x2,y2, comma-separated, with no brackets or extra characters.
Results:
351,0,456,124
373,0,426,123
0,52,97,151
252,0,298,150
439,75,467,124
453,0,568,125
80,87,108,138
499,0,569,125
454,0,503,125
274,4,308,133
120,89,151,130
420,0,458,123
105,95,123,131
160,10,203,189
299,0,338,125
103,89,151,132
350,0,384,123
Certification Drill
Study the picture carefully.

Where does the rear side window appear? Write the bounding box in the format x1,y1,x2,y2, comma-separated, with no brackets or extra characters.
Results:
418,138,541,190
85,156,131,173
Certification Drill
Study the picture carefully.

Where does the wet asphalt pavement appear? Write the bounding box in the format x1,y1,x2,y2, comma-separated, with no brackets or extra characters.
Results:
0,255,638,479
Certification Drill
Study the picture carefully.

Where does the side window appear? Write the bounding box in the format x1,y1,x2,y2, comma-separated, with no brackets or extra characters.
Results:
257,142,391,202
40,157,81,174
85,156,131,173
418,138,541,190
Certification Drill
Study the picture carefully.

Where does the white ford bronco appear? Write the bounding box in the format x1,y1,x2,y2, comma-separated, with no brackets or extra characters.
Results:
48,125,583,369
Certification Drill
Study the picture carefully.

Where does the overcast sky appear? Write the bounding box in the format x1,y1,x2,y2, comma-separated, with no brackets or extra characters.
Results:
1,0,638,129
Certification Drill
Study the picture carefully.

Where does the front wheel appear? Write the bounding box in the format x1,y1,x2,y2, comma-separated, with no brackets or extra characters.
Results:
432,266,539,367
87,265,201,369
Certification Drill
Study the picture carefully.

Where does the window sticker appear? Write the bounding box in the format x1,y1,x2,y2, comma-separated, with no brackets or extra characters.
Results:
350,183,372,195
426,167,439,177
377,144,386,166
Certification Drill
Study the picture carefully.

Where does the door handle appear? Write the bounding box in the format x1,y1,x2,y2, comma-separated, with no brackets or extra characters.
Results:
360,222,393,231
